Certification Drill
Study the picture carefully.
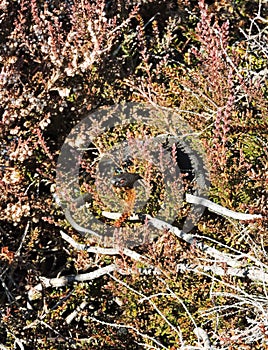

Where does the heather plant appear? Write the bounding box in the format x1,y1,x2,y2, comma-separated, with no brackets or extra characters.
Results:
0,0,267,349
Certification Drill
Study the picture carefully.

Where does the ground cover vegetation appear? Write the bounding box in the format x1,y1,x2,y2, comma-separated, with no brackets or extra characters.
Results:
0,0,267,349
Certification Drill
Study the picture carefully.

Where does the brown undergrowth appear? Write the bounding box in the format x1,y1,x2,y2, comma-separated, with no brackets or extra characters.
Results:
0,0,267,349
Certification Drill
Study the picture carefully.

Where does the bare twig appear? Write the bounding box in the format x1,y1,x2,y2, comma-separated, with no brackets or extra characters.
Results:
65,300,88,324
60,230,151,263
193,328,211,350
28,264,116,301
176,262,268,284
185,194,262,220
